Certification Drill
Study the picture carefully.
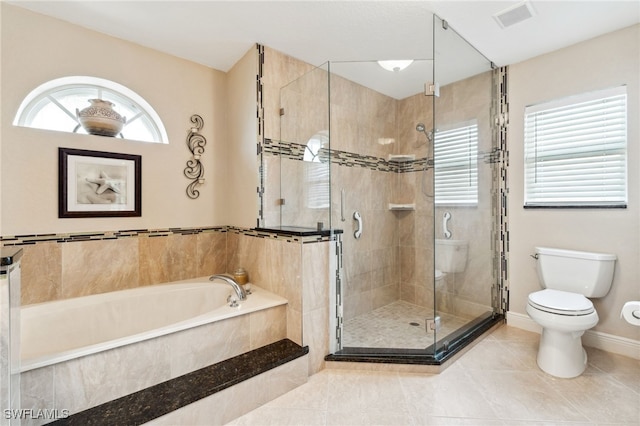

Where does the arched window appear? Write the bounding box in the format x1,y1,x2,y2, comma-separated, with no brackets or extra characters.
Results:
13,76,168,143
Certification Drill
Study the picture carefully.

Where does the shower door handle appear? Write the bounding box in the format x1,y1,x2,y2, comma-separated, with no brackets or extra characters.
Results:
353,211,363,239
443,212,452,239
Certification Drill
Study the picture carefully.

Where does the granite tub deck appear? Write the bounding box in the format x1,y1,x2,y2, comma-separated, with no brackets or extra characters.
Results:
53,339,308,426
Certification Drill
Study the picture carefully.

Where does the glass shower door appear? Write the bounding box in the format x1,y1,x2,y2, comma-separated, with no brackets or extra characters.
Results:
431,15,501,355
328,59,439,357
264,63,331,231
328,15,504,363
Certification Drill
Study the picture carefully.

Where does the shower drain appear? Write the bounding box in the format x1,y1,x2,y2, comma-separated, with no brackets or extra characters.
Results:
409,322,420,326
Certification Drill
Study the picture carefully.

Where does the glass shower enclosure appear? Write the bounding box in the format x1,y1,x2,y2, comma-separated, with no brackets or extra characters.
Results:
268,15,506,363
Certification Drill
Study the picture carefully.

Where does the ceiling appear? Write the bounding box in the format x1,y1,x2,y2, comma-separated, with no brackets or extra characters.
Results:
7,1,640,98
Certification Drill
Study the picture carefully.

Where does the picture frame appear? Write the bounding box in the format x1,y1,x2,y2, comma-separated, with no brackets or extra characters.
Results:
58,148,141,218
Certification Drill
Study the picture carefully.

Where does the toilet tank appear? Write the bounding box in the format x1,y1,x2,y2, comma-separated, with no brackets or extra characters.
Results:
435,239,468,273
535,247,617,297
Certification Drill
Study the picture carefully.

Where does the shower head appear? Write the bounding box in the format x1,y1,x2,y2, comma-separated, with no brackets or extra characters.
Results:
415,123,433,143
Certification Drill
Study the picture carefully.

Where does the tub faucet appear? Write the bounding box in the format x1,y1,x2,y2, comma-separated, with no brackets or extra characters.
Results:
209,274,247,301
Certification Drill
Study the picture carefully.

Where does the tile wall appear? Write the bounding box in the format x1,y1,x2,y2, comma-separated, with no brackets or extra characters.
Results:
1,226,333,376
260,46,495,335
432,71,495,319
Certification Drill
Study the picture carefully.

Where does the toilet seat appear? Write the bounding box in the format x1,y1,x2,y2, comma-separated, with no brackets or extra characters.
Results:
528,289,594,316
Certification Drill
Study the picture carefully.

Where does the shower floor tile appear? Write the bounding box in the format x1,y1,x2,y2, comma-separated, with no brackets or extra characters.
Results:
342,301,472,349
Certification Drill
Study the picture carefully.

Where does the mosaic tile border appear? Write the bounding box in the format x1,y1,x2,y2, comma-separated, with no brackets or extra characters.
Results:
0,226,334,247
264,138,432,173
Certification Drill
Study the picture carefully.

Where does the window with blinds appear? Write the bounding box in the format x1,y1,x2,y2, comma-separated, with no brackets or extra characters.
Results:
434,122,479,205
524,86,627,208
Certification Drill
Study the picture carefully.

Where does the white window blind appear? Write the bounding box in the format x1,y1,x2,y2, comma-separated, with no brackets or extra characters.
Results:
306,162,330,209
524,86,627,207
434,122,478,205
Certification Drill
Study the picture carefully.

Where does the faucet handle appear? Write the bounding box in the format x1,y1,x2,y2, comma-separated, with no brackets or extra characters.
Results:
227,294,239,307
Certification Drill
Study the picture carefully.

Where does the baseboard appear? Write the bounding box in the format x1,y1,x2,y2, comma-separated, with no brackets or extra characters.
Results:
506,311,640,360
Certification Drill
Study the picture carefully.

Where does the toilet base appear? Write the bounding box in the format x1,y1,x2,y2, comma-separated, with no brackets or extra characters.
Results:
537,328,588,378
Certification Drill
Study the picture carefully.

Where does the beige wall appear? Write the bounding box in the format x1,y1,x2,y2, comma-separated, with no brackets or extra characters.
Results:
508,24,640,341
226,46,260,228
1,4,228,235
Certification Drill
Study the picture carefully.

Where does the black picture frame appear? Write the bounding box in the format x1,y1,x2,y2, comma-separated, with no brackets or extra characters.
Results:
58,148,142,218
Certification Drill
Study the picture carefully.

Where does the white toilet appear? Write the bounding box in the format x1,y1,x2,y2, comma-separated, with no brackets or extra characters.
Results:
526,246,616,378
435,239,468,286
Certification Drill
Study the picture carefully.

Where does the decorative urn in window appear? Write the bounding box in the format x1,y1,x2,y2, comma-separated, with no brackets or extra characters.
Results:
76,99,126,137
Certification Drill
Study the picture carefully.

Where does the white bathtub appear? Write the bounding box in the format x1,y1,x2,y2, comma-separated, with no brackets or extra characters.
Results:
20,276,287,372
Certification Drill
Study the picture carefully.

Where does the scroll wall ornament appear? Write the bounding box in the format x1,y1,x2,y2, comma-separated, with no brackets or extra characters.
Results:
184,114,206,199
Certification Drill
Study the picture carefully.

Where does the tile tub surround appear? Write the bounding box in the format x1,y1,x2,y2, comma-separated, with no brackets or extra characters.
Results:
20,302,287,425
52,339,308,426
1,227,229,305
9,226,334,420
0,226,329,306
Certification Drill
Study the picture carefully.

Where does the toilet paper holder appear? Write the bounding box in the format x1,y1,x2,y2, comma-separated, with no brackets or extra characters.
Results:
621,301,640,324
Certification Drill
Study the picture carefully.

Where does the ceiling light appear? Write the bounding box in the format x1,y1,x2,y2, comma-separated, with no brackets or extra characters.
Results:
494,0,535,29
377,60,413,72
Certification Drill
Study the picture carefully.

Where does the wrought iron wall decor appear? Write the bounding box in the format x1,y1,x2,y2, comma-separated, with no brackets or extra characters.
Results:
184,114,206,199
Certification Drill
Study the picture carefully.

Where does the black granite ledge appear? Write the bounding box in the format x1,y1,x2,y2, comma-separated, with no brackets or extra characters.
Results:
53,339,308,426
1,247,23,268
326,314,503,365
254,226,342,237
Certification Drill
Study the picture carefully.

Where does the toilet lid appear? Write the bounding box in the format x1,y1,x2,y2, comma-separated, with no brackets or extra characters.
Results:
528,289,594,315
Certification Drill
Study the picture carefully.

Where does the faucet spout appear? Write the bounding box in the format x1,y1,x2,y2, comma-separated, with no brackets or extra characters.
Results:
209,274,247,301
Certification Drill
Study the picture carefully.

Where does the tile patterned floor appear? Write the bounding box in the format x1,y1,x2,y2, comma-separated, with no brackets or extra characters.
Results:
342,301,473,349
228,326,640,425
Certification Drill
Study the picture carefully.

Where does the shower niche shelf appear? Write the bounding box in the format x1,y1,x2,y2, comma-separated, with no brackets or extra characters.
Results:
388,203,415,211
387,154,415,162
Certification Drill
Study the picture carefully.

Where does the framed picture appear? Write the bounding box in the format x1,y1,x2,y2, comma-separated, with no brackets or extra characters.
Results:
59,148,141,218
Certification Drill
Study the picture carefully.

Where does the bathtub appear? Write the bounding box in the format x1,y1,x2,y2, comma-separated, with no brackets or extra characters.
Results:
20,276,288,372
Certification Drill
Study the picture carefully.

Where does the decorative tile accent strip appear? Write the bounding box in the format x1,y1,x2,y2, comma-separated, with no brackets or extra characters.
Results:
264,138,432,173
0,225,334,247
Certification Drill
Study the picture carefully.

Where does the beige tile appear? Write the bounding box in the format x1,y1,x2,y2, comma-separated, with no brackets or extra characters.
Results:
20,366,55,426
302,242,329,312
264,238,301,311
586,346,640,393
54,336,171,413
229,407,326,426
303,306,329,375
19,242,62,304
539,371,640,424
138,234,197,285
286,306,303,345
169,315,250,377
266,368,329,411
326,408,415,426
470,369,591,423
454,339,532,372
401,369,500,420
226,232,267,286
249,305,286,349
325,369,408,412
61,238,139,298
196,230,227,276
